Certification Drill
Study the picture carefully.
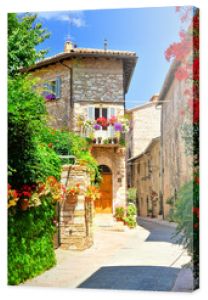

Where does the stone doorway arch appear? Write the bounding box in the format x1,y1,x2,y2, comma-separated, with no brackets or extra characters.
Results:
95,164,113,213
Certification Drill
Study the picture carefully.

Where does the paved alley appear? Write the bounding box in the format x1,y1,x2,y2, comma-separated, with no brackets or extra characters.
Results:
23,217,193,292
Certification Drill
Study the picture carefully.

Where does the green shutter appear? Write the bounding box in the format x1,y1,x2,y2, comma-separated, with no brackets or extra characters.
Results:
55,76,61,98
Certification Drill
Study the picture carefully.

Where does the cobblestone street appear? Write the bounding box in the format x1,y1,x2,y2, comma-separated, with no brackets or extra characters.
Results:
23,216,193,292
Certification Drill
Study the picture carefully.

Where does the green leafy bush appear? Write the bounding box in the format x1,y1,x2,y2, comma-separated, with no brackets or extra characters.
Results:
173,180,199,282
124,203,137,228
114,206,125,221
8,196,57,285
41,128,101,183
8,75,61,188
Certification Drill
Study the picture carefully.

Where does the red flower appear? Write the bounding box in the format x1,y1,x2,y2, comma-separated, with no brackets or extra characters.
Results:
192,207,199,218
193,57,199,81
175,66,189,81
193,100,199,123
12,190,18,199
193,14,199,29
109,115,117,125
8,184,12,190
194,223,199,230
194,176,199,185
19,199,29,211
22,191,31,198
193,36,199,51
48,143,53,148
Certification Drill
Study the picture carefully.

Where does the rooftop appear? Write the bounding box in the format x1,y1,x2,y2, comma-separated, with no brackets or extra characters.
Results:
25,46,138,94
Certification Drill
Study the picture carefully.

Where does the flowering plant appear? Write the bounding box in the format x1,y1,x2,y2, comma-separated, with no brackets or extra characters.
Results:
96,117,109,128
114,122,123,132
85,185,101,201
45,93,56,101
8,176,64,212
66,183,81,196
93,123,102,130
109,115,117,125
8,185,19,208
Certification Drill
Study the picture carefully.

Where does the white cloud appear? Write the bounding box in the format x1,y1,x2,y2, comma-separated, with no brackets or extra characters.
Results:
37,11,86,27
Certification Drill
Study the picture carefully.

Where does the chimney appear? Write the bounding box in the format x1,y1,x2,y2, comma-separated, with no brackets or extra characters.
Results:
64,40,74,52
149,94,159,104
104,39,108,51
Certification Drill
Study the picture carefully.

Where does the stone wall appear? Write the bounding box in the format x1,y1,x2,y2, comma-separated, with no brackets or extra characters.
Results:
129,138,160,217
127,102,161,158
91,146,126,211
31,57,124,130
160,79,193,218
60,165,93,250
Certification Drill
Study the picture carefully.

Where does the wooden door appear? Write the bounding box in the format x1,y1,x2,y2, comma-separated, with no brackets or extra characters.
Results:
95,173,112,213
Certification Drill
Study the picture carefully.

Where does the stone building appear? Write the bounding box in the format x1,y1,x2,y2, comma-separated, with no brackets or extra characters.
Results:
27,40,137,214
126,96,161,187
158,60,193,218
128,137,161,218
126,96,161,217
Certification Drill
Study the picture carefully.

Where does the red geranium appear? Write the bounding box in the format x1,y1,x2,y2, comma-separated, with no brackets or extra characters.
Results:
192,207,199,218
193,100,199,123
193,57,199,81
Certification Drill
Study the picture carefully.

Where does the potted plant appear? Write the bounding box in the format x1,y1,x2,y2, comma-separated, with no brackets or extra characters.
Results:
66,183,81,204
97,137,102,144
114,206,125,222
92,138,97,144
103,138,109,144
124,203,137,228
113,136,118,144
108,137,112,144
85,185,101,202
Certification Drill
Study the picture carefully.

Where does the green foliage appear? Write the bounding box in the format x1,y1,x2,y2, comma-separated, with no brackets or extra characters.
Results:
114,207,125,220
8,196,57,285
124,203,137,228
124,215,137,228
41,128,101,183
127,187,137,204
126,203,137,216
172,179,199,285
173,180,199,260
8,76,61,187
8,13,50,76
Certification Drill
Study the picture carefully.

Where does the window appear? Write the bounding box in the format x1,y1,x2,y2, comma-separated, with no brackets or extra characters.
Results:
87,107,115,132
95,108,108,119
43,76,61,100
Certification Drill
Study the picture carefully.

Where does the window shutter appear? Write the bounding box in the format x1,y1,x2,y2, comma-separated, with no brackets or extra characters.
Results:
109,107,115,137
87,106,95,120
55,76,61,98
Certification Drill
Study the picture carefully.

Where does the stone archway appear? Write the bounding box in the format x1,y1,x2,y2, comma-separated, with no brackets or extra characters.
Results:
95,164,113,213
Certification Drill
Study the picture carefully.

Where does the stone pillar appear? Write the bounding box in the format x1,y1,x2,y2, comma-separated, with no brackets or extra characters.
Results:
60,165,93,250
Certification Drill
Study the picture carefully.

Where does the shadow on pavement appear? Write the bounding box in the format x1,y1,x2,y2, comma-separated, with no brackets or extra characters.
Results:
78,265,180,291
137,218,180,244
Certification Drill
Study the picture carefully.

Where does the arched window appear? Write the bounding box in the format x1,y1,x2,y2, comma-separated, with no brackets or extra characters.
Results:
99,165,112,174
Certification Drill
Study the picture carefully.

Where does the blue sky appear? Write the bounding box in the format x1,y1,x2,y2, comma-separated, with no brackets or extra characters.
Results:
35,7,182,109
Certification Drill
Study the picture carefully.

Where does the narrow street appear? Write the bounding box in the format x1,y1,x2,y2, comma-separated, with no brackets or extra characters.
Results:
23,217,192,291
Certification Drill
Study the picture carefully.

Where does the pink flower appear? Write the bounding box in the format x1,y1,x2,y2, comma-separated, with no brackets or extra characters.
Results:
175,66,189,81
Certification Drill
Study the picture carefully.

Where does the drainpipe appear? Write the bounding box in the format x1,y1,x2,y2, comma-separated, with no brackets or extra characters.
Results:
59,61,73,131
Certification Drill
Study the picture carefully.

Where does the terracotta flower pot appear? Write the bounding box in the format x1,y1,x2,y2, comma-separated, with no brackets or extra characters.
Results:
67,194,77,204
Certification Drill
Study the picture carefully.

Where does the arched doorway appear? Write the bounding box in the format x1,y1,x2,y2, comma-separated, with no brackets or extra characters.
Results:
95,165,113,213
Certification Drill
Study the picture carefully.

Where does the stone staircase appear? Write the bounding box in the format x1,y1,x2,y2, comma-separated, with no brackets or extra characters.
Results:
94,214,127,232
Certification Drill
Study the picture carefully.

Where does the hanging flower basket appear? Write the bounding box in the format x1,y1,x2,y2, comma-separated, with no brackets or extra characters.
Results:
66,193,78,204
